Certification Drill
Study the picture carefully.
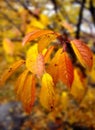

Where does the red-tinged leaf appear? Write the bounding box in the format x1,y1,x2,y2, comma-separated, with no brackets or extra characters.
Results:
20,74,36,113
47,48,63,84
15,70,29,97
71,39,93,70
0,60,25,86
39,73,56,110
26,44,44,77
44,46,54,63
59,52,74,88
38,34,56,52
22,29,59,46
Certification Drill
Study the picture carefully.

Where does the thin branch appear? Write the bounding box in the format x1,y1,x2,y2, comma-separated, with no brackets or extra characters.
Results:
76,0,86,39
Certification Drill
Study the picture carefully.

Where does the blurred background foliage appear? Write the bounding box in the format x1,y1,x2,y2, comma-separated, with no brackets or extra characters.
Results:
0,0,95,130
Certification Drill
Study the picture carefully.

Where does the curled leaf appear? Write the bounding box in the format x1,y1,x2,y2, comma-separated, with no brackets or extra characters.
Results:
0,60,25,86
22,29,59,46
71,39,93,70
59,52,74,88
39,73,56,110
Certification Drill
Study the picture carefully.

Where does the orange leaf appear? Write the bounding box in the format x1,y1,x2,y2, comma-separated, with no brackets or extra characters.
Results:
47,48,63,84
39,73,56,110
71,39,93,70
15,69,29,97
26,44,44,77
59,52,74,88
22,29,59,46
44,46,54,63
20,74,36,113
0,60,25,86
38,34,56,52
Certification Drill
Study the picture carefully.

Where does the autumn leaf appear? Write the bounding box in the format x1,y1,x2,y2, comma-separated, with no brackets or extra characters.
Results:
59,52,74,88
44,46,54,63
22,29,59,46
0,60,25,86
21,74,36,113
3,38,14,55
71,39,93,70
47,48,63,84
38,34,56,52
26,44,44,77
39,73,56,110
15,69,29,97
71,68,87,102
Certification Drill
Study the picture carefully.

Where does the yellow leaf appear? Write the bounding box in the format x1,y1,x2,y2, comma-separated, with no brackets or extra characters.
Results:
47,48,63,84
39,73,56,110
0,60,25,86
88,54,95,83
3,38,14,55
58,52,74,88
26,44,44,77
71,39,93,70
71,68,87,102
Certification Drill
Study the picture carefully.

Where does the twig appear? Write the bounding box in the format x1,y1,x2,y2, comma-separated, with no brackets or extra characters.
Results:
76,0,86,39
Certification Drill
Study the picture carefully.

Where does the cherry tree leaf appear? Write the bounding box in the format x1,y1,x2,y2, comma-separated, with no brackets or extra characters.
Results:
15,69,29,97
3,38,14,56
71,39,93,70
44,46,54,63
38,34,56,52
71,68,87,102
59,52,74,88
26,44,44,77
47,48,63,84
0,60,25,86
39,73,56,110
20,74,36,113
22,29,59,46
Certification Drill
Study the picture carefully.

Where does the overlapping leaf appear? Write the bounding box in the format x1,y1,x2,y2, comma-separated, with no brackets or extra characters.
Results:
39,73,56,110
15,69,29,97
71,68,87,102
0,60,25,86
20,74,36,113
58,52,74,88
22,29,59,46
47,48,63,84
26,44,44,77
38,34,56,52
71,39,93,70
44,46,54,63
